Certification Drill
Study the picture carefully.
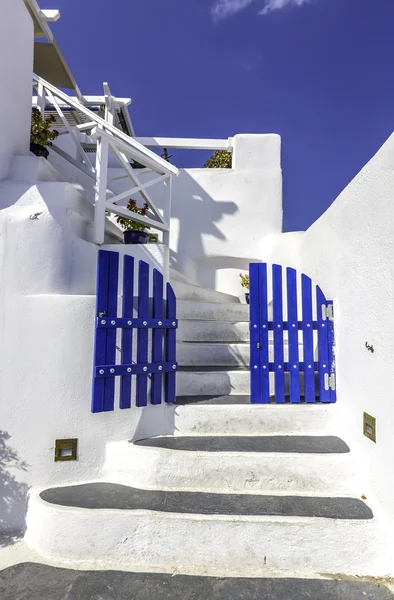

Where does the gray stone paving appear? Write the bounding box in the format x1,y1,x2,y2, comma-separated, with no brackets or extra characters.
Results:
0,563,393,600
40,483,373,519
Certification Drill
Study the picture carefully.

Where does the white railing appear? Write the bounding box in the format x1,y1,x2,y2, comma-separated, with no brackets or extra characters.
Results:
32,74,234,281
32,74,178,281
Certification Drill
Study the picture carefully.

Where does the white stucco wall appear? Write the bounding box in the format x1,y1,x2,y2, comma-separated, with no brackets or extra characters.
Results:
0,176,174,533
264,133,394,518
103,134,283,296
0,0,33,179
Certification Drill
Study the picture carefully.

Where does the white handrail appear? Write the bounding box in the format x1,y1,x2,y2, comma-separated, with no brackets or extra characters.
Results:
33,74,178,177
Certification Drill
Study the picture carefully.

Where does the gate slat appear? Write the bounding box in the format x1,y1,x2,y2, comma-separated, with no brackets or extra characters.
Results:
151,269,164,405
272,264,285,403
136,261,150,407
328,303,337,403
120,255,134,410
165,283,177,403
103,251,119,412
287,268,301,403
259,263,270,403
249,263,261,403
301,274,315,403
92,250,110,413
316,286,330,404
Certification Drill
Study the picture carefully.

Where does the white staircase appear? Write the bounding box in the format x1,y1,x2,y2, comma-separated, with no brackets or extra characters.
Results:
173,269,251,398
24,270,393,580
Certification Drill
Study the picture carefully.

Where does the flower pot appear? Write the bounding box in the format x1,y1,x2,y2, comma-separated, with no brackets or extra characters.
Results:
30,142,49,159
245,293,250,305
124,230,149,245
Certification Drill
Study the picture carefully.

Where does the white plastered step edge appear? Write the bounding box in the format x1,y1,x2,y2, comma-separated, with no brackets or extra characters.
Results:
103,441,360,496
25,489,393,578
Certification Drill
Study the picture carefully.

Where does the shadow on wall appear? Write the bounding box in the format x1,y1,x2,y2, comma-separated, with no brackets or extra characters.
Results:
0,431,29,544
170,171,238,280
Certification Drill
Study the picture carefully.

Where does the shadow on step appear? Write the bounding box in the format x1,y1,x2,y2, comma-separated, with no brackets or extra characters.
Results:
40,483,373,520
1,564,392,600
175,395,326,405
134,436,350,454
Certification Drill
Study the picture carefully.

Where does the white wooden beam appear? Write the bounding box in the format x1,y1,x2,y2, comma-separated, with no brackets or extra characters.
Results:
109,143,168,226
134,137,234,152
105,203,169,233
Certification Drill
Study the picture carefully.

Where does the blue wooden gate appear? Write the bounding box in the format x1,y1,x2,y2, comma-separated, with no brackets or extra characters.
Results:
92,250,178,413
250,263,336,404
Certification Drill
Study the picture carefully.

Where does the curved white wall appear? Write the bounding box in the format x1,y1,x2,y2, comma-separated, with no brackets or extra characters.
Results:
264,132,394,518
0,0,33,179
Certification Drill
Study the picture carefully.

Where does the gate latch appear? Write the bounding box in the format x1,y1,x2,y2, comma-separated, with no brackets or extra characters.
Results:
322,304,334,321
257,342,261,349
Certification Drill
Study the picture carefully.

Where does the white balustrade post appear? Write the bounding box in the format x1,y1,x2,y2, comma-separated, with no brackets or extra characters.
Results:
93,132,109,245
37,82,46,116
162,177,172,286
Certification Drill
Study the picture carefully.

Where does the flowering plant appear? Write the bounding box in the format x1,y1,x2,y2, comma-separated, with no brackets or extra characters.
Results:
115,200,151,232
239,273,249,290
30,109,59,148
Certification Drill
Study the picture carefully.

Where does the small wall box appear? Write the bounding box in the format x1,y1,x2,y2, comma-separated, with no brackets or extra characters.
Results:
363,413,376,443
55,438,78,461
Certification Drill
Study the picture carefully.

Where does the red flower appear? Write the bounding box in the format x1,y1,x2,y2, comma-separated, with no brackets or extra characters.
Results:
128,199,137,207
50,114,56,123
141,208,147,216
53,130,59,137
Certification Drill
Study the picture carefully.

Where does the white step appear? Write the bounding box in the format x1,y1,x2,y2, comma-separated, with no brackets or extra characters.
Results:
169,267,199,287
104,439,359,495
178,343,250,367
172,280,240,304
178,320,250,343
177,369,249,396
174,404,340,436
178,300,249,322
9,155,64,183
25,488,391,577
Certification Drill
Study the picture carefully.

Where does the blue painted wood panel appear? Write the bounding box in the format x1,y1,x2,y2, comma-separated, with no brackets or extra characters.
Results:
301,274,315,403
316,286,331,404
272,264,285,403
165,283,177,404
249,263,261,403
259,263,270,404
136,261,150,408
151,270,164,405
287,268,301,403
92,250,110,413
120,255,134,410
103,251,119,412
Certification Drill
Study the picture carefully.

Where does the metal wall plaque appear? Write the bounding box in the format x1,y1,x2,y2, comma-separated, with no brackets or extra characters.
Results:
363,413,376,443
55,438,78,461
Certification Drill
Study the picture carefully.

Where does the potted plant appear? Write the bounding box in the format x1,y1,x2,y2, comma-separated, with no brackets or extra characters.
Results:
30,108,59,159
240,273,250,304
115,199,151,244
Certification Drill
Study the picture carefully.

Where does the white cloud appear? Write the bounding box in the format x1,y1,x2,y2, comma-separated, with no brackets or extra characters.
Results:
211,0,313,20
211,0,254,21
259,0,312,15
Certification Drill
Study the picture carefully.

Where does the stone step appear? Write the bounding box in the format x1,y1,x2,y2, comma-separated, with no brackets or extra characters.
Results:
169,267,199,287
178,342,250,367
173,401,339,436
178,300,249,322
2,564,393,599
26,485,391,577
172,280,240,305
177,368,250,396
104,438,359,495
178,320,250,343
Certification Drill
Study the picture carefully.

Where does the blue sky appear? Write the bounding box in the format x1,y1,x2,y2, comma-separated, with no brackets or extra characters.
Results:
40,0,394,231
